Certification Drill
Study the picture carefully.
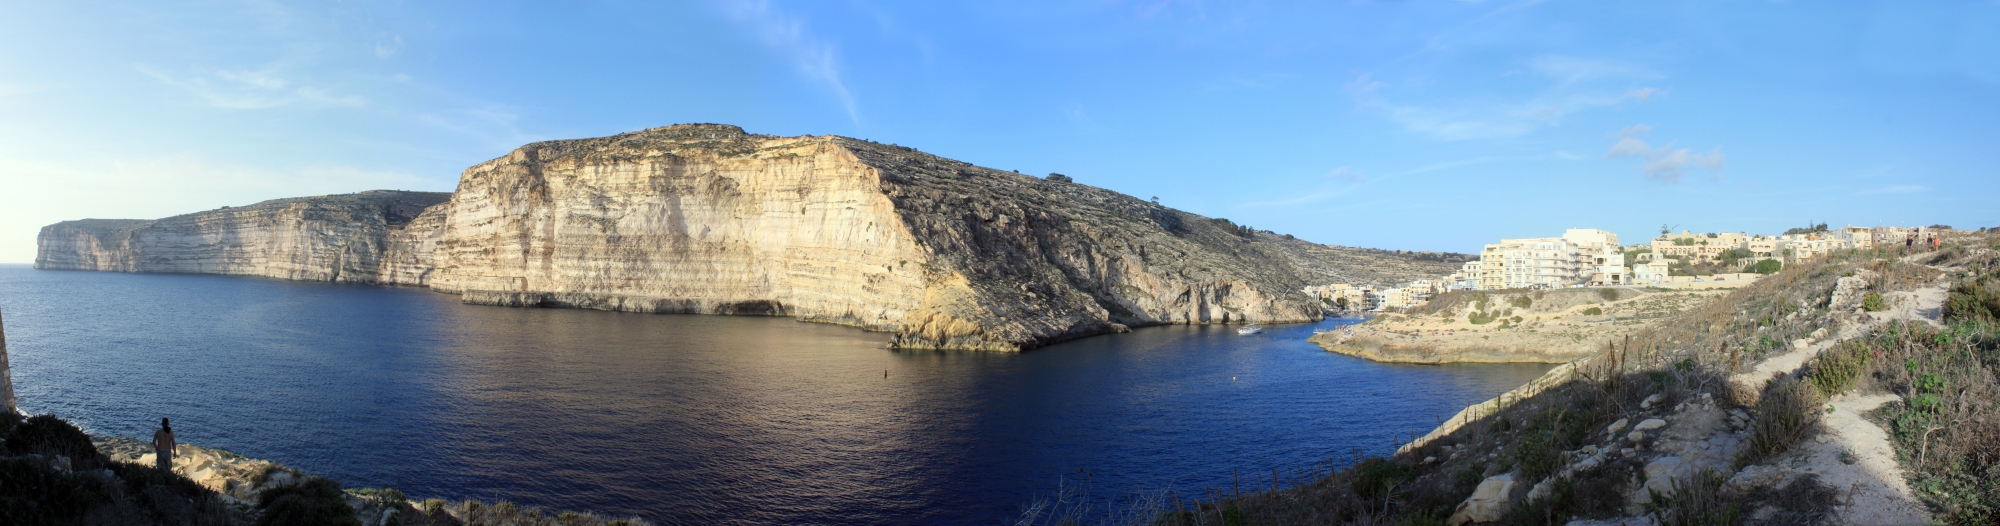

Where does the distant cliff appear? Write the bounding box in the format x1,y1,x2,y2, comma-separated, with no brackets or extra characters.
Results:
36,191,451,283
36,124,1461,350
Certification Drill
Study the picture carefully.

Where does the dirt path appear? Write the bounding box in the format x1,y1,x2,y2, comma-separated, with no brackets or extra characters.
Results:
1802,394,1932,525
1721,275,1952,524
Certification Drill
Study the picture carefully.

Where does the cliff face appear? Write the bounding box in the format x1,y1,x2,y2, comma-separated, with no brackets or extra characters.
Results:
36,191,452,283
35,124,1463,351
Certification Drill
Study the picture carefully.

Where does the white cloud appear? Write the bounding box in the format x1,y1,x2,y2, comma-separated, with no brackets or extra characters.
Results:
1605,125,1725,183
722,0,860,125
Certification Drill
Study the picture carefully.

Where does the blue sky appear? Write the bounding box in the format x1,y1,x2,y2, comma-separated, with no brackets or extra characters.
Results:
2,1,1996,263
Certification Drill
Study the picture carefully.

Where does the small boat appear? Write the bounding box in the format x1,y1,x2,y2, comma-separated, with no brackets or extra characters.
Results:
1237,326,1264,335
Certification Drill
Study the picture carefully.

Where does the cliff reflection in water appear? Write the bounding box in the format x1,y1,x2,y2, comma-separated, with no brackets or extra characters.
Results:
0,266,1552,524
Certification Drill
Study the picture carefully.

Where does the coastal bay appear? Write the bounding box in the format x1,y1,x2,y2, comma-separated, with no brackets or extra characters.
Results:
0,265,1551,524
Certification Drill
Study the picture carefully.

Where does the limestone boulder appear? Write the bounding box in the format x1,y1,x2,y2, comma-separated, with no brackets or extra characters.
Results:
1449,473,1516,525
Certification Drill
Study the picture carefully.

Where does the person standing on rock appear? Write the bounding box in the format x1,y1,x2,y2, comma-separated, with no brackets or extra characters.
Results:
152,417,175,472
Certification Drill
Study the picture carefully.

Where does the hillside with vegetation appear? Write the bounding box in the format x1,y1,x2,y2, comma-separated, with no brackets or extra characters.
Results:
1018,230,2000,525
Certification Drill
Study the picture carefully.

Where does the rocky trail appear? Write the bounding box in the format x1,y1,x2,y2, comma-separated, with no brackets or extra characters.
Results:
1413,250,1972,526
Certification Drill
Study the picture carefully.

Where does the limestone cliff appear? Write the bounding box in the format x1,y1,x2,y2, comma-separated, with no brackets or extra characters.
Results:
36,124,1463,350
36,191,451,283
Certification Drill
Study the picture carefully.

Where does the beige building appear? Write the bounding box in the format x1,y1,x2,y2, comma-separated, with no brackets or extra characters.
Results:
1446,261,1481,291
1474,228,1628,290
1651,230,1745,262
1304,283,1380,311
1837,226,1873,249
1633,261,1672,285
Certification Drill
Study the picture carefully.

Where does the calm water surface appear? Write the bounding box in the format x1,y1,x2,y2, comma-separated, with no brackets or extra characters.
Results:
0,265,1551,524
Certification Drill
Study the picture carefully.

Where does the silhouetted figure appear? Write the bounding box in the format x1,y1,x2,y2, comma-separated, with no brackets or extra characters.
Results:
153,418,175,472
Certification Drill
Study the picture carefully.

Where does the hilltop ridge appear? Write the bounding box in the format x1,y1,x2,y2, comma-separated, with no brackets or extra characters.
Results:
37,124,1462,350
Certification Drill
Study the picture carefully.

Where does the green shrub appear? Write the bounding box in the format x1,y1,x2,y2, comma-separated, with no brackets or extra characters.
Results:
1739,377,1824,468
1581,307,1604,316
4,414,100,464
256,477,359,526
1863,292,1887,312
1647,469,1741,526
0,455,111,523
1750,259,1782,275
1806,341,1872,396
1510,296,1533,309
1469,311,1495,324
1452,464,1486,492
1513,428,1560,482
1944,278,1999,322
1597,288,1620,302
1352,458,1415,501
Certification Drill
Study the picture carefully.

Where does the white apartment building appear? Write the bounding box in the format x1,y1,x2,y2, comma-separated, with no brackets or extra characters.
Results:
1446,261,1481,291
1502,239,1584,289
1474,228,1626,290
1564,228,1629,286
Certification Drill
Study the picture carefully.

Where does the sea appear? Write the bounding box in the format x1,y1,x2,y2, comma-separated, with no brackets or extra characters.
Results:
0,265,1551,524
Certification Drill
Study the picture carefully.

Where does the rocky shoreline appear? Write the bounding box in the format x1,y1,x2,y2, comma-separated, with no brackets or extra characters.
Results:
89,434,649,525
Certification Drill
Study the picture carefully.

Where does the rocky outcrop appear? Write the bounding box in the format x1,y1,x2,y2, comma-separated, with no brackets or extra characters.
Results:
1,307,13,413
36,124,1463,350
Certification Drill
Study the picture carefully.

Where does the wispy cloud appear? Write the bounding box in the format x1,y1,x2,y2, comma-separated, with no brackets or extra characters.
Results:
1859,185,1928,195
722,0,860,125
414,102,537,152
1352,55,1662,141
144,66,367,109
1235,152,1576,208
375,35,404,59
1063,103,1094,129
1606,125,1725,183
1527,55,1661,85
1324,166,1365,182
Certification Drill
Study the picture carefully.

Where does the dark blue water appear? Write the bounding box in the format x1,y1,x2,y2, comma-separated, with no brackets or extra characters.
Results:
0,265,1550,524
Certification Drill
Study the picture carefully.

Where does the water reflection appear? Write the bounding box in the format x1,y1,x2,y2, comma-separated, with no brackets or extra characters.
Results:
0,266,1551,524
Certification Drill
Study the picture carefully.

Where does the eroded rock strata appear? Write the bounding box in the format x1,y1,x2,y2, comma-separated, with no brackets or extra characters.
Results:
38,124,1460,350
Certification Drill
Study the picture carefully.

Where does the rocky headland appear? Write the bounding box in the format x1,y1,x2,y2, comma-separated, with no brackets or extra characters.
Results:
1312,287,1731,364
37,124,1461,351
